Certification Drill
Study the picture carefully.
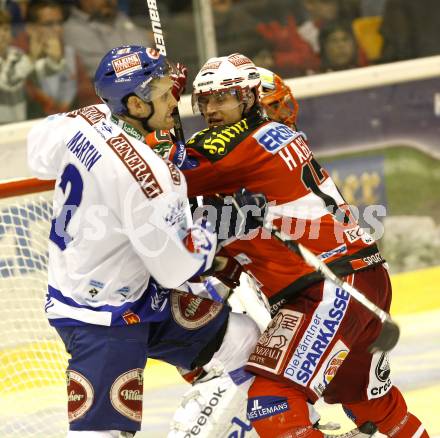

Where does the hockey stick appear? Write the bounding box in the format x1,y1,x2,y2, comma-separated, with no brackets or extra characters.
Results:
147,0,203,214
147,0,186,145
269,224,400,353
229,196,399,352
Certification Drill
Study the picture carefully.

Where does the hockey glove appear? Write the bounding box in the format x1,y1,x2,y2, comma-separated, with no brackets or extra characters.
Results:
209,255,242,289
145,130,199,170
169,141,199,170
189,254,241,291
197,189,268,244
232,188,268,232
184,217,217,275
171,62,188,101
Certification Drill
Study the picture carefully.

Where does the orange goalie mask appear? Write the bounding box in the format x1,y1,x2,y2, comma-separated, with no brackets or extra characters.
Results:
258,67,299,129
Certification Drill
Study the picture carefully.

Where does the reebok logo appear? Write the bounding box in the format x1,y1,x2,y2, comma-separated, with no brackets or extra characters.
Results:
184,387,227,437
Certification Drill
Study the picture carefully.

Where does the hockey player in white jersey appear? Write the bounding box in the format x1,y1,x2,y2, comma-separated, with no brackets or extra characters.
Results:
27,45,265,437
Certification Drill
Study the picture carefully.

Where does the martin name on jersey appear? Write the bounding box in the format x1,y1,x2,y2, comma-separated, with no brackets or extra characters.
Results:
27,105,213,327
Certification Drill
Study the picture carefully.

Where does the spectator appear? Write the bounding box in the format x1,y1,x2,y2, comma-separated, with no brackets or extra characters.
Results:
165,0,271,85
319,20,367,72
299,0,342,52
242,0,306,24
379,0,440,63
256,0,361,77
299,0,360,52
14,0,96,119
212,0,269,60
0,9,32,124
257,15,319,77
63,0,149,78
1,0,29,35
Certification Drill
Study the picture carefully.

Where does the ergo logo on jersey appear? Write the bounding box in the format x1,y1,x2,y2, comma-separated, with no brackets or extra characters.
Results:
254,123,296,153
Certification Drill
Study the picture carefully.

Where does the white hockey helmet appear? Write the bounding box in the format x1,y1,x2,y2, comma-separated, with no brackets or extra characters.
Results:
192,53,261,114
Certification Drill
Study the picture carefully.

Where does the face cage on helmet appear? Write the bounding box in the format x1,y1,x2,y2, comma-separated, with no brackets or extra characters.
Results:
261,84,299,128
131,60,176,103
191,86,250,115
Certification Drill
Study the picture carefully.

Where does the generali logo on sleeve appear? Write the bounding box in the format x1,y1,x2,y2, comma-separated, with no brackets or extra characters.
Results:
106,133,163,199
112,53,142,77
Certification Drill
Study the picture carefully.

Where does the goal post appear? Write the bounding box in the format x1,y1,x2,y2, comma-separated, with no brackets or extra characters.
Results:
0,178,55,198
0,177,68,436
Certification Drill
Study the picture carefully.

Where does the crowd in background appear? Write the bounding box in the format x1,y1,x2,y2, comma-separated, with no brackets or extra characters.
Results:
1,0,439,124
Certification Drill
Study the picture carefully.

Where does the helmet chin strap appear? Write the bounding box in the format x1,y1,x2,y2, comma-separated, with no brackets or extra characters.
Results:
241,89,258,118
240,102,248,118
127,101,155,132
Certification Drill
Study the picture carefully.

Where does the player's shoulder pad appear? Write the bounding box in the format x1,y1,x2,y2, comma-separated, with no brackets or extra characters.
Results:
65,104,110,125
252,121,308,154
185,116,267,162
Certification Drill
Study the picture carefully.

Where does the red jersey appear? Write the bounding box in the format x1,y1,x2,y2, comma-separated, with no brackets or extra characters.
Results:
148,111,384,314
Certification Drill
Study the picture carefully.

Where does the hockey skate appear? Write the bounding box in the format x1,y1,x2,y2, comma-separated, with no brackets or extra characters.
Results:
168,366,328,438
168,368,258,438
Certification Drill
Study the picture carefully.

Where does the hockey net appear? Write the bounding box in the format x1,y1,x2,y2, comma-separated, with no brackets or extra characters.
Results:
0,178,69,436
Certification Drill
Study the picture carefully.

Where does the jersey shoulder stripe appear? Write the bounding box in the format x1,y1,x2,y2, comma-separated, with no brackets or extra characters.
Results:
46,283,170,326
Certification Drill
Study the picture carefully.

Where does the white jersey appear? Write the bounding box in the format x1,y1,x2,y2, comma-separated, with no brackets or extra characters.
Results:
28,104,214,327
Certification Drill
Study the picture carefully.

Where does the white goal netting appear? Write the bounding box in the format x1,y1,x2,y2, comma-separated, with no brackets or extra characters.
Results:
0,179,272,438
0,180,68,437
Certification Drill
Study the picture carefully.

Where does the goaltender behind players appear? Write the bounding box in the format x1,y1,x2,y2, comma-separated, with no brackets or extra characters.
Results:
26,46,266,437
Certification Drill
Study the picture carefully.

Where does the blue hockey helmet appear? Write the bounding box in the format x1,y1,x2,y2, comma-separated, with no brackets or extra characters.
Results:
94,45,172,115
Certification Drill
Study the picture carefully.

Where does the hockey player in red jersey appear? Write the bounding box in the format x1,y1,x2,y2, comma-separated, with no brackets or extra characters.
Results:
171,57,429,437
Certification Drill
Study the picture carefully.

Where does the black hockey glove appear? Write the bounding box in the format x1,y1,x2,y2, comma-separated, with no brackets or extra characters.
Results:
232,188,268,232
195,188,268,244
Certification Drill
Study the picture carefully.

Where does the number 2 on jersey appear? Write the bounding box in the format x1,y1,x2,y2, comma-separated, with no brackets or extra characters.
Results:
49,164,83,250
